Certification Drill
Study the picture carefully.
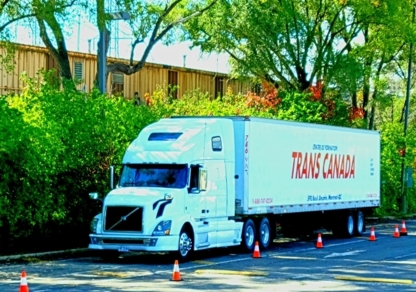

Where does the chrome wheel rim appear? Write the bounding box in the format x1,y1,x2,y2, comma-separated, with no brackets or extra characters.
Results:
245,225,255,247
260,223,270,246
357,212,364,233
179,232,192,257
347,215,354,235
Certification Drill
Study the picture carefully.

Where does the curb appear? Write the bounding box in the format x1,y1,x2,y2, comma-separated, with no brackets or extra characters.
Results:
0,248,90,264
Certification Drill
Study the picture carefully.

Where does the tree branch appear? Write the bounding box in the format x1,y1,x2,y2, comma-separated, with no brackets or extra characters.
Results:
0,14,36,34
170,0,218,26
131,0,218,73
0,0,11,13
36,17,60,61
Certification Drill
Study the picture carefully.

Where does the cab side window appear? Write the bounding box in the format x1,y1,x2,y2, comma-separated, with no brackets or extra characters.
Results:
212,136,222,152
189,165,200,192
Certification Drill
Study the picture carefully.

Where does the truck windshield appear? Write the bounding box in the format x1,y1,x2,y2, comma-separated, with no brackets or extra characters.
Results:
119,164,188,189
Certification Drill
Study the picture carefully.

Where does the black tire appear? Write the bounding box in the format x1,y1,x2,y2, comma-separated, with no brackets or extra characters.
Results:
333,213,355,238
241,219,256,252
354,210,365,236
258,217,272,250
176,227,193,261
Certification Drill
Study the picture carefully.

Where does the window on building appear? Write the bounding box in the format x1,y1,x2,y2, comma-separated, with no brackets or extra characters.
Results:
215,77,224,99
112,72,124,95
74,62,83,81
168,71,178,99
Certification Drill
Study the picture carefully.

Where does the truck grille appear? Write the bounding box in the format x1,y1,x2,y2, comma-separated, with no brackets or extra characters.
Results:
104,206,143,232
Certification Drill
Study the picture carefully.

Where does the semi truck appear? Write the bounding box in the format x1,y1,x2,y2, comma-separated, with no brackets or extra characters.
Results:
88,116,380,260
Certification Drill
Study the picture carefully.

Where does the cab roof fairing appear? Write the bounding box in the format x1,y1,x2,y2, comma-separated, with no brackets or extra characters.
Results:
122,119,218,164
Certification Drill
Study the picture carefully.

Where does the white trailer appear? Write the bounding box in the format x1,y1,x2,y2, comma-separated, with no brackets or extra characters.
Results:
88,116,380,260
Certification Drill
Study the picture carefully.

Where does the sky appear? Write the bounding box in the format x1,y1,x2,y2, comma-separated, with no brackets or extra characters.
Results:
14,15,231,74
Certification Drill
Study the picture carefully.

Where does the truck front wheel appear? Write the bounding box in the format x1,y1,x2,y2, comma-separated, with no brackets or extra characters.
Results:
241,219,256,252
258,217,271,250
176,227,193,261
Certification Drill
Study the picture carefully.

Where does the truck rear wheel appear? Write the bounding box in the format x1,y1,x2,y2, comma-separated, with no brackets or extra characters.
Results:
241,219,256,252
354,210,365,235
258,217,271,250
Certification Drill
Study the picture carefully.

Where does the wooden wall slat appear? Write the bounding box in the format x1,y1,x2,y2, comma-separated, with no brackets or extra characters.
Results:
0,44,252,99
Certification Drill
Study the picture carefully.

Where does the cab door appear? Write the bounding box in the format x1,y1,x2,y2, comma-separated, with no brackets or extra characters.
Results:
186,164,207,220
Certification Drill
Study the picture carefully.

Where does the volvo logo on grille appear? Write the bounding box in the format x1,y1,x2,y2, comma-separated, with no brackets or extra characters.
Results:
121,216,127,221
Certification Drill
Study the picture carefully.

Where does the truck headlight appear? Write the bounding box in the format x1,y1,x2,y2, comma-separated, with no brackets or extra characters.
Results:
152,220,172,236
90,218,99,234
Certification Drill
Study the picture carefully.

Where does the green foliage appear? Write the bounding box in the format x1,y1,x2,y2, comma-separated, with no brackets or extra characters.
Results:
0,70,156,254
276,91,328,123
377,121,416,217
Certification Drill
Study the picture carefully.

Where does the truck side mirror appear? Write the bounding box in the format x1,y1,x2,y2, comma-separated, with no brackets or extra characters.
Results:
89,192,103,203
109,165,115,189
199,169,208,191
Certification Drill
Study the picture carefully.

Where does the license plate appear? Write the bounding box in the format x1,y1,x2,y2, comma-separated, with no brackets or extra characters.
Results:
118,246,129,252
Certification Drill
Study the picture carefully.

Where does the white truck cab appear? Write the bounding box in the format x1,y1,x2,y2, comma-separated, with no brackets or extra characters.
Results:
89,117,243,260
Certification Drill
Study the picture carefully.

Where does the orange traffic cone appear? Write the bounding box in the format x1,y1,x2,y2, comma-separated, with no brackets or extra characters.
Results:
19,271,29,292
369,227,376,241
316,233,323,248
393,225,400,238
171,260,183,281
400,220,408,236
252,241,261,258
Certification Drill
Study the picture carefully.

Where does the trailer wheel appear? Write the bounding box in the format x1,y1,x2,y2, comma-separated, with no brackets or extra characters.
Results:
345,214,354,237
176,226,193,261
241,219,256,252
354,210,365,236
333,213,355,238
258,217,271,250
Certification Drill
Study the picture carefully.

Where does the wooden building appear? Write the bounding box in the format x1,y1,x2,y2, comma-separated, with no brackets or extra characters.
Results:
0,44,251,102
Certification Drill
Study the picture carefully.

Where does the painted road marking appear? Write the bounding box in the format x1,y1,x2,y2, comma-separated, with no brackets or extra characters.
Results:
155,257,249,274
193,260,216,265
382,260,416,265
272,256,317,260
324,250,366,258
194,269,268,277
335,275,413,285
395,252,416,259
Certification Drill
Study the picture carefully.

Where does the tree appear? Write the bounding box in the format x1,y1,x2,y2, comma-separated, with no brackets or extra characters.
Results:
34,0,81,88
96,0,218,91
1,0,217,92
186,0,366,91
185,0,415,128
0,0,81,89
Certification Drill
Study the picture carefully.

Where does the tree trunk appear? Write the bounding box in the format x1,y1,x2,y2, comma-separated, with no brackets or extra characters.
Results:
95,28,111,90
351,92,358,108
